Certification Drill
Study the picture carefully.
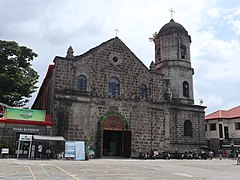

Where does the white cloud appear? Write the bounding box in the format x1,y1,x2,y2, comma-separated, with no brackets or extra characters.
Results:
207,8,223,20
193,29,240,113
224,6,240,36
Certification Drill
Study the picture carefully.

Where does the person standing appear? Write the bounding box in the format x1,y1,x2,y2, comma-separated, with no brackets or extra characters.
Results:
237,151,240,165
223,150,227,157
46,148,51,159
235,149,239,158
218,148,223,160
38,143,43,159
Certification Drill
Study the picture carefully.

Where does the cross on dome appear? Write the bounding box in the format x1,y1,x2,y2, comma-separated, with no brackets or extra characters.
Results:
169,8,175,20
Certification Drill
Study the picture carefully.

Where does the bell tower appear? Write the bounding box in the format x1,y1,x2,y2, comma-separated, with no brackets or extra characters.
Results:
154,18,194,104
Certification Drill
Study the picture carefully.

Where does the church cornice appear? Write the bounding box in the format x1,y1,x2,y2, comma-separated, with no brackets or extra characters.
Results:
168,103,206,112
155,61,194,72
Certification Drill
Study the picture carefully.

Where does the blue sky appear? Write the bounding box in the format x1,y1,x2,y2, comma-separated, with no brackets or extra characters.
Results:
0,0,240,115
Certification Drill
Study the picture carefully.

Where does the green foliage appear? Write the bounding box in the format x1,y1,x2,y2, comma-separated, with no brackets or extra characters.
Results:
0,140,7,148
0,40,39,106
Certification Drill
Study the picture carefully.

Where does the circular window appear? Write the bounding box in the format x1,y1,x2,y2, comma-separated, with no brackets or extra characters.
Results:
109,119,117,127
112,56,118,63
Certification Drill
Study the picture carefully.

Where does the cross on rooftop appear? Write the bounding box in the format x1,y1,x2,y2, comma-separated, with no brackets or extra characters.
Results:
169,8,175,19
114,28,119,37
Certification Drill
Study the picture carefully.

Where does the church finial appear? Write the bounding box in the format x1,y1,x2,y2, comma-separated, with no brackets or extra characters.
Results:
66,46,74,59
149,61,155,71
114,28,119,37
169,8,175,20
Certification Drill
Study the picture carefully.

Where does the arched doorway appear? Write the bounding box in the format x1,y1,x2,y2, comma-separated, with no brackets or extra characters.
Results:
102,115,131,157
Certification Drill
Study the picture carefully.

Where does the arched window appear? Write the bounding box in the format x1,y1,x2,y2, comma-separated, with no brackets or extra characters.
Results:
184,120,193,137
77,75,87,92
181,45,186,59
155,47,161,60
140,84,147,99
183,81,189,97
108,77,120,96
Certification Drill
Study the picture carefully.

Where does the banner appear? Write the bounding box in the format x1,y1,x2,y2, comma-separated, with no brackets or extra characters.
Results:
65,141,76,158
75,141,85,160
65,141,85,160
4,108,45,121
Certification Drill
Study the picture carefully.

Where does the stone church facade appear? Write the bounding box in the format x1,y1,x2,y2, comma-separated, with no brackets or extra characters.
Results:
32,19,206,158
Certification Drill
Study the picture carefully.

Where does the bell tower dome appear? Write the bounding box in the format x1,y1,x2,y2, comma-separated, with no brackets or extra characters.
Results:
154,19,194,104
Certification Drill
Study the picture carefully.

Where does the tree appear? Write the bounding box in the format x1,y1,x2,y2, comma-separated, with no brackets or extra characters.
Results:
0,40,39,107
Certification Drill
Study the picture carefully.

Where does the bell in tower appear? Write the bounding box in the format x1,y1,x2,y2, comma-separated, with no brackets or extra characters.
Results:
153,17,194,104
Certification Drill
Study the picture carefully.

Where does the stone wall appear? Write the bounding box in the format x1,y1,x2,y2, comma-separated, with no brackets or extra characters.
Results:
39,37,206,157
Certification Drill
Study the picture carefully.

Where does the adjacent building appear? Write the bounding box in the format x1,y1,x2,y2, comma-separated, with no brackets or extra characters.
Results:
205,106,240,154
0,103,54,157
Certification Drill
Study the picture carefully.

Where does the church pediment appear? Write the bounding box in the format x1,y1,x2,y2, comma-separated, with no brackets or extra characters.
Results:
138,74,151,82
73,62,93,77
100,64,127,74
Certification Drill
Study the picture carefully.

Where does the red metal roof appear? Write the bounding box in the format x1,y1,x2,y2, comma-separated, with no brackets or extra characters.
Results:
32,64,55,108
205,106,240,120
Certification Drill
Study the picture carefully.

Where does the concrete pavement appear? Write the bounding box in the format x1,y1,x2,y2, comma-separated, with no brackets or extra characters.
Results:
0,158,239,179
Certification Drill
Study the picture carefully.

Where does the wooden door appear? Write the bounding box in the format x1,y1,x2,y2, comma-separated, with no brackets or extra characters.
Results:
123,131,131,158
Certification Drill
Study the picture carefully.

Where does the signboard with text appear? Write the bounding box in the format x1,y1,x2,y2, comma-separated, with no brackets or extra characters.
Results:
75,141,85,160
4,108,45,121
65,141,85,160
19,134,32,141
65,141,76,158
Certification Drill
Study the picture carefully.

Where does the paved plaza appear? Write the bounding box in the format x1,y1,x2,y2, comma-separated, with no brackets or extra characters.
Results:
0,158,239,179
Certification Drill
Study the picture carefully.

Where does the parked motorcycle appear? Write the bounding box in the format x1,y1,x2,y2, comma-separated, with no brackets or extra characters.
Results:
162,151,170,160
209,151,214,160
138,151,147,160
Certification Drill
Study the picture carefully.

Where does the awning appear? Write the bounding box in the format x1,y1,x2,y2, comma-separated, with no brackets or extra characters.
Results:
33,135,65,141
